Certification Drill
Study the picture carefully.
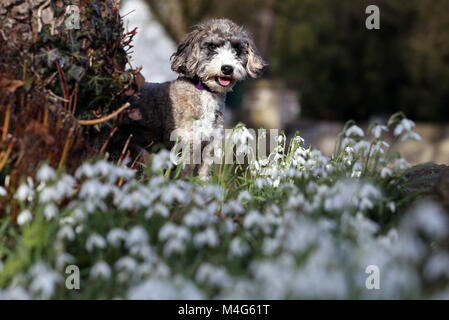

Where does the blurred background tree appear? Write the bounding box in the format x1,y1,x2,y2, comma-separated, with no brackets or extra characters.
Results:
143,0,449,122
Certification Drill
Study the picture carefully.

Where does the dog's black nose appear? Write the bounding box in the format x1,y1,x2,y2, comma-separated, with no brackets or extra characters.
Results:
221,65,234,75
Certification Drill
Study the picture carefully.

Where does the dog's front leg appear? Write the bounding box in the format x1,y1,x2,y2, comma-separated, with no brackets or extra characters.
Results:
198,141,214,181
198,126,224,181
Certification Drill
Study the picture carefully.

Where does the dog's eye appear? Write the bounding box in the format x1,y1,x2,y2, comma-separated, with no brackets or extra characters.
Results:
206,43,218,51
232,44,245,55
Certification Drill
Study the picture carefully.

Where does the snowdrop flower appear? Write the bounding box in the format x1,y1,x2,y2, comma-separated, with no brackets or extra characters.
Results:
138,262,153,277
243,210,264,229
359,198,374,210
196,263,231,287
90,261,112,280
192,193,206,206
192,118,208,137
236,144,252,158
15,182,34,202
36,164,56,182
94,160,112,176
127,278,203,300
60,216,76,226
251,159,260,171
222,219,236,235
55,253,74,270
394,158,410,170
277,135,285,144
221,200,244,216
380,167,393,178
369,140,389,156
229,238,250,257
151,149,173,171
406,200,449,239
351,171,361,178
40,174,75,203
286,193,305,209
371,124,388,138
341,138,355,150
44,203,58,221
161,184,188,204
85,233,106,252
202,184,225,201
80,179,109,199
377,228,399,248
71,208,86,222
57,225,75,241
323,181,358,211
129,243,153,260
352,212,379,235
107,228,128,247
163,238,186,256
424,252,449,280
29,263,62,299
400,131,422,142
394,118,416,136
125,226,148,249
193,227,219,248
387,201,396,213
17,210,32,225
352,161,363,172
149,175,166,188
39,186,59,203
56,174,76,197
75,162,96,178
262,238,281,256
205,201,219,216
183,208,217,227
159,223,190,242
0,186,7,197
115,256,137,272
0,285,32,300
237,190,251,202
345,125,364,137
351,161,363,178
359,184,381,199
233,126,255,144
145,203,169,219
127,279,177,300
391,232,425,262
353,140,371,155
254,178,267,189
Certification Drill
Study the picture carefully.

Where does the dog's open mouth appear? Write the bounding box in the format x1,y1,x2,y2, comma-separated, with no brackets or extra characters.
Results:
216,76,232,87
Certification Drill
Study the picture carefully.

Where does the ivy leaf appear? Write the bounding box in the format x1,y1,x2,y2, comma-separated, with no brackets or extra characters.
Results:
67,65,85,82
36,48,62,67
87,75,110,96
67,31,81,53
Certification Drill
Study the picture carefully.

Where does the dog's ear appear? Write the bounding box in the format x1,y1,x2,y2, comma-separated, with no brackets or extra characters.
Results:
171,28,202,77
246,40,267,78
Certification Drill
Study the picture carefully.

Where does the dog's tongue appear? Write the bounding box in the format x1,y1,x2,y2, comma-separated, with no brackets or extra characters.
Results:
218,76,231,86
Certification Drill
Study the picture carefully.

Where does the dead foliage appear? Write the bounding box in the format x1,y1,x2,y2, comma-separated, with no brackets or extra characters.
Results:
0,0,145,215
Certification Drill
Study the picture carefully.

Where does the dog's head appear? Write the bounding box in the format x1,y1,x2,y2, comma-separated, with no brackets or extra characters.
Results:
171,19,267,93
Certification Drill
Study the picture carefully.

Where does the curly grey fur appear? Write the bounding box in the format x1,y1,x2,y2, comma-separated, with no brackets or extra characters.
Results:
118,18,267,178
